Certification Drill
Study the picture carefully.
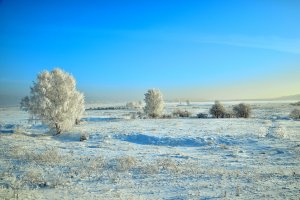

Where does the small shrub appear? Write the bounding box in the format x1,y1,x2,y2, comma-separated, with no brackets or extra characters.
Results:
45,170,66,188
233,103,251,118
291,101,300,106
223,111,236,118
78,156,106,178
10,144,28,159
136,111,144,119
209,101,226,118
80,133,88,141
115,156,137,172
22,168,46,188
290,109,300,120
157,158,179,173
173,109,191,118
148,113,160,118
139,163,159,175
30,148,63,165
197,113,208,118
161,114,173,119
5,175,23,199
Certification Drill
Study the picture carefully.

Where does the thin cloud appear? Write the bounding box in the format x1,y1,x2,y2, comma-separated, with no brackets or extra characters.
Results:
122,30,300,54
194,35,300,54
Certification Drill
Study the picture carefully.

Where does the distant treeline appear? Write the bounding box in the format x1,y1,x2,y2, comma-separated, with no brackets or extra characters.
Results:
86,106,127,111
291,101,300,106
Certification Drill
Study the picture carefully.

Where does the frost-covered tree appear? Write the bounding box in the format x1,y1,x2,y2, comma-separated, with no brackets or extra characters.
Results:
209,101,226,118
27,68,85,134
233,103,251,118
144,89,164,118
290,109,300,120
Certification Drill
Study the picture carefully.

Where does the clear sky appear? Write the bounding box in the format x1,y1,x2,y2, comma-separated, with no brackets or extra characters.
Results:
1,0,300,105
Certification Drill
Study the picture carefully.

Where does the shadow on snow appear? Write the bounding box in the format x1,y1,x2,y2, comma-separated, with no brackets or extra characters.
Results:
0,124,16,134
114,133,259,148
115,133,207,147
81,117,122,122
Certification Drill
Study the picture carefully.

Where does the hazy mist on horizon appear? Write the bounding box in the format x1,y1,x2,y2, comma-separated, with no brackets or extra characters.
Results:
1,0,300,106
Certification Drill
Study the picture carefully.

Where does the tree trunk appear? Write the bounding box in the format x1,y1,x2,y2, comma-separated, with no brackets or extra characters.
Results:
55,123,62,135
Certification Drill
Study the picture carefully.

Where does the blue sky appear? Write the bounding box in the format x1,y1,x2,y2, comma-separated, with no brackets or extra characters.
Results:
1,0,300,105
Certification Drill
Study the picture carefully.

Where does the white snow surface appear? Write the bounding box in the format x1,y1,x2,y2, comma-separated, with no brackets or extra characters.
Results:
0,101,299,199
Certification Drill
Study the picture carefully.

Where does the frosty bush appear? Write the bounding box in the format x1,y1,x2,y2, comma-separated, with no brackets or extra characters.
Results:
26,68,85,134
223,111,236,118
144,89,164,118
173,109,191,118
79,156,106,178
23,167,46,187
30,148,63,165
209,101,226,118
290,109,300,120
233,103,251,118
157,158,180,173
139,163,159,175
80,133,89,141
115,156,137,172
161,114,172,119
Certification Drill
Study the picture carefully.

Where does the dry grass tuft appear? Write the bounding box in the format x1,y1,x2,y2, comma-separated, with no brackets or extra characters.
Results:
78,156,106,179
22,167,46,188
115,156,137,172
156,158,180,173
138,163,159,175
29,148,63,165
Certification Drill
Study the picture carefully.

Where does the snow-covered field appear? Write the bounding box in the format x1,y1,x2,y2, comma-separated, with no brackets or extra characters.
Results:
0,101,299,199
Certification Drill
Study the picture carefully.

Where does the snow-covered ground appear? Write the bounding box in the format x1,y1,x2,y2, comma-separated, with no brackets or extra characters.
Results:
0,101,299,199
